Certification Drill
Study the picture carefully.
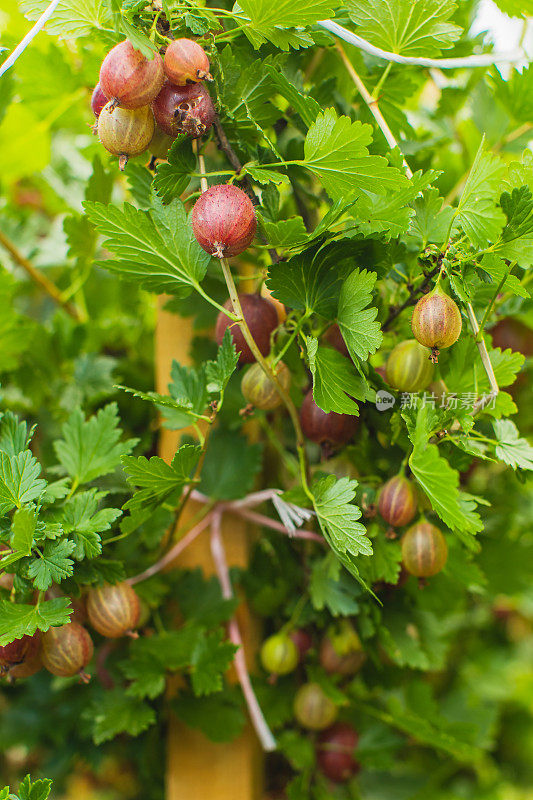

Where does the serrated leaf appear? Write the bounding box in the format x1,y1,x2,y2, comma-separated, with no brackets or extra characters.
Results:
59,490,120,559
337,268,383,364
0,597,72,646
238,0,336,31
493,419,533,470
245,165,290,186
0,451,46,516
123,444,201,512
206,329,239,394
454,142,506,247
17,775,52,800
0,412,34,457
313,475,372,563
27,539,76,590
19,0,112,38
86,689,156,744
258,214,309,248
11,506,36,555
409,188,455,245
199,428,262,501
153,136,194,202
307,339,372,414
309,552,361,615
190,629,237,696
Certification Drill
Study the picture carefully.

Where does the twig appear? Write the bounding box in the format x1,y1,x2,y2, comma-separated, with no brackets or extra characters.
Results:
382,267,440,331
0,0,62,78
192,139,208,194
465,302,499,402
0,229,81,320
127,514,213,585
319,20,525,69
210,512,277,752
335,43,413,178
236,507,324,543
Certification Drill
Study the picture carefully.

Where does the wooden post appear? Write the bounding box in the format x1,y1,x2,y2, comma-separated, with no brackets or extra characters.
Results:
156,298,263,800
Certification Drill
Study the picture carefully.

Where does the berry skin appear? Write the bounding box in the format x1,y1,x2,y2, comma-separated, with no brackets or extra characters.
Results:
290,629,313,662
300,390,358,447
325,324,349,358
401,521,448,577
319,626,366,677
385,339,434,393
98,103,154,170
41,623,94,679
91,83,108,118
192,184,257,258
241,361,291,410
87,581,141,638
378,475,418,527
153,82,215,139
0,632,40,674
215,294,278,365
164,39,212,86
294,682,338,731
99,40,164,109
260,633,299,675
317,723,360,783
411,286,462,361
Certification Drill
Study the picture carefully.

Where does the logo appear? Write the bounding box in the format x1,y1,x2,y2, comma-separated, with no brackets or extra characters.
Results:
375,390,396,412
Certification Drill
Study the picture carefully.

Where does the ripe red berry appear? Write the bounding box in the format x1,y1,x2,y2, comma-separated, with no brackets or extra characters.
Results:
164,38,212,86
294,682,338,730
260,633,299,675
42,623,94,679
411,286,462,361
91,83,108,118
378,475,418,527
0,632,40,674
153,81,215,139
300,391,358,447
385,339,434,393
241,361,290,410
317,723,360,783
98,103,154,170
215,294,278,364
325,324,349,358
99,40,164,109
192,184,257,258
289,629,313,662
87,581,141,638
401,521,448,577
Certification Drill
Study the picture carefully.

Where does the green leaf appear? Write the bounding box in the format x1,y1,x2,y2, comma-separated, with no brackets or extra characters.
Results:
153,137,194,203
299,109,407,200
86,689,156,744
313,475,372,565
454,142,506,247
11,506,36,555
121,629,200,699
0,412,34,457
492,185,533,267
347,0,461,57
84,198,211,296
161,360,209,429
54,403,136,486
17,775,52,800
307,339,372,414
59,490,120,559
19,0,112,38
123,444,201,512
174,570,239,626
173,691,246,743
245,165,290,186
238,0,336,31
27,539,76,590
199,428,262,501
380,608,448,670
309,552,361,616
480,254,530,299
258,215,309,248
0,597,72,646
263,65,320,127
206,329,239,394
190,629,238,696
0,451,46,516
409,188,455,246
337,268,383,364
493,419,533,470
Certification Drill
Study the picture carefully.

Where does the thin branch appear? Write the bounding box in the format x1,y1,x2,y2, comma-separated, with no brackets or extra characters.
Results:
319,19,525,69
0,0,62,78
236,507,324,543
127,514,213,585
0,229,81,320
382,267,440,331
465,302,499,398
210,512,277,752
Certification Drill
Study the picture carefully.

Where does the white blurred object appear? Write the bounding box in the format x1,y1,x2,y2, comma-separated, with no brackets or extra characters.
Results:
472,0,532,66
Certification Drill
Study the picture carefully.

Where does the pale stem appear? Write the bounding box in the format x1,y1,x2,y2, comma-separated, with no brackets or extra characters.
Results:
210,512,277,752
236,507,324,543
0,0,62,78
192,139,208,193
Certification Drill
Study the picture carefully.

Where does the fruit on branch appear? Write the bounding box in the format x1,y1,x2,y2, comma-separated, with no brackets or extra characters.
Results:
290,629,313,662
411,286,462,362
260,633,299,675
0,632,41,675
241,361,291,410
87,582,140,638
193,184,257,258
317,723,360,783
378,475,418,527
98,103,154,170
215,294,278,364
294,682,338,730
99,40,164,109
164,38,212,86
300,391,358,447
91,83,108,118
385,339,434,393
401,521,448,577
41,623,94,679
490,318,533,356
324,324,349,358
319,623,366,676
153,81,215,139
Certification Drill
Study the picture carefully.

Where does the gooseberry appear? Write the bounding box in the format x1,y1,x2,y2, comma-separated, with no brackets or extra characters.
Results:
99,40,164,109
319,624,366,677
87,581,140,638
294,682,338,730
290,629,313,662
401,521,448,577
385,339,434,393
164,38,212,86
241,361,290,410
411,286,462,361
215,294,278,365
378,475,418,527
192,184,257,258
153,81,215,139
41,623,94,679
0,632,40,674
91,83,108,118
325,324,349,358
300,391,358,447
317,723,360,783
260,633,299,675
98,103,155,170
